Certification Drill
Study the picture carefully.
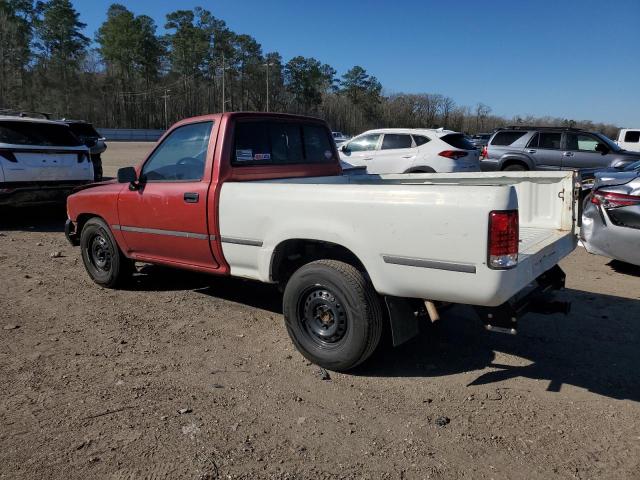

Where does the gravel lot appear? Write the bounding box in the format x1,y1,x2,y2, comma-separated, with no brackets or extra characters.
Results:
1,143,639,479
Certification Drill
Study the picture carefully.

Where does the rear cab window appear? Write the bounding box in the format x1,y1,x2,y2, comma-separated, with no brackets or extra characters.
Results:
233,120,335,165
490,131,528,146
0,121,82,147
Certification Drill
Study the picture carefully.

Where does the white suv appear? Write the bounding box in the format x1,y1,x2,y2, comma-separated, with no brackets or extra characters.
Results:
0,115,93,206
338,128,480,174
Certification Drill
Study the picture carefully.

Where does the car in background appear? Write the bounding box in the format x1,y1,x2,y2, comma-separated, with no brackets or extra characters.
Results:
0,115,93,206
469,133,491,149
481,126,640,171
338,128,480,174
63,120,107,180
332,131,350,147
582,169,640,266
615,128,640,152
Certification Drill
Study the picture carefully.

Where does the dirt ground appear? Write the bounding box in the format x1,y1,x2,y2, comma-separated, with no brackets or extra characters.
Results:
1,143,639,479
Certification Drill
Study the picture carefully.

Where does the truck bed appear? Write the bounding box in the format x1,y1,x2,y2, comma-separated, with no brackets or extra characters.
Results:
219,171,577,306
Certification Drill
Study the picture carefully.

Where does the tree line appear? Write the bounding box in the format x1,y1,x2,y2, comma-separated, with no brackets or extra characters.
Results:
0,0,620,137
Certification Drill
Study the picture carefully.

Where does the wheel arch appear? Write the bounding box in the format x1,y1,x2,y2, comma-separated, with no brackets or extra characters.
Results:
500,155,532,170
269,238,368,285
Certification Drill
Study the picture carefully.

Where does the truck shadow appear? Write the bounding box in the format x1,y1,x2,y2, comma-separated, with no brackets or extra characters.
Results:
0,206,66,232
358,289,640,402
120,267,640,402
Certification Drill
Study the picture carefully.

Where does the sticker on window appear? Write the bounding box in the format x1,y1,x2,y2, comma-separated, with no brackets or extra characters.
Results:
254,153,271,161
236,149,253,162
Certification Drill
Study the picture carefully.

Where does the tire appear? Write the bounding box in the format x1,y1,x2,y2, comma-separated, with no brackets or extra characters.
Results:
283,259,383,371
503,164,527,171
80,217,133,288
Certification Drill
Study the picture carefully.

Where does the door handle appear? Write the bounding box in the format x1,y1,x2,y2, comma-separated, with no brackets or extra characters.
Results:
563,152,574,157
184,192,199,203
363,157,373,161
402,155,414,159
527,149,536,154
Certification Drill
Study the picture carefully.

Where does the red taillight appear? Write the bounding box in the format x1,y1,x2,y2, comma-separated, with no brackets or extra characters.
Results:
488,210,519,269
439,150,468,160
591,191,640,209
481,146,488,159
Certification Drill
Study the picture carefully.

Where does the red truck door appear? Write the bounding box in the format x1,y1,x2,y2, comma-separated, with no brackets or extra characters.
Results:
117,120,220,270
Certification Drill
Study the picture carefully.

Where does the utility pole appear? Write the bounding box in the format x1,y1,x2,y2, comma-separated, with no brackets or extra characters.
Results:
162,89,171,130
264,62,275,112
222,54,226,113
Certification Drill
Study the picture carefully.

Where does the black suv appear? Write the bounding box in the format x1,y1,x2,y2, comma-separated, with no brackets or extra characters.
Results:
481,126,640,171
63,120,107,181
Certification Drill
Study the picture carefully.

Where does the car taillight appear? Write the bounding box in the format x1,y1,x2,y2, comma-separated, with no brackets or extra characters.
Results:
481,146,488,159
591,190,640,209
439,150,468,160
488,210,519,269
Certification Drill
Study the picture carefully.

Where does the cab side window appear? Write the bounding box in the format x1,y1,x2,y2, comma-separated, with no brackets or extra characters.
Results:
142,121,212,181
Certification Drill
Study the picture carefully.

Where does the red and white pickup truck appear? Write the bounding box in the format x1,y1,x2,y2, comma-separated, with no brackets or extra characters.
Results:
66,112,577,371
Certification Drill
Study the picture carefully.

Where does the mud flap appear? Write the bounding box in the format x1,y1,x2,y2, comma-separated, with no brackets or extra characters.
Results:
474,265,569,335
384,296,421,346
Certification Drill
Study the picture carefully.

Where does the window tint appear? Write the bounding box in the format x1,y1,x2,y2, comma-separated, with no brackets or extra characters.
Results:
624,131,640,143
441,133,475,150
381,134,412,150
142,121,212,181
566,133,599,152
490,131,527,146
0,121,82,147
527,133,539,148
233,121,334,165
412,135,430,146
67,123,99,138
347,134,380,152
538,132,562,150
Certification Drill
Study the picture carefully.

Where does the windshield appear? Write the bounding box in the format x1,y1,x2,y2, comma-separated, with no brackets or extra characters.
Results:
594,133,621,152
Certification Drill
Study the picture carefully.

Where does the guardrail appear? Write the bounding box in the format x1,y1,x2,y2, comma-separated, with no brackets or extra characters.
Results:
97,128,165,142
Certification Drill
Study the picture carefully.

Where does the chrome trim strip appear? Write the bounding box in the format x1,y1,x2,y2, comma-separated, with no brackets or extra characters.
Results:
220,236,263,247
119,225,209,240
382,255,476,274
111,224,121,230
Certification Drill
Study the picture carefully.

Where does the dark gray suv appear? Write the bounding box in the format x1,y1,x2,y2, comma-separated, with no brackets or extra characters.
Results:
481,127,640,171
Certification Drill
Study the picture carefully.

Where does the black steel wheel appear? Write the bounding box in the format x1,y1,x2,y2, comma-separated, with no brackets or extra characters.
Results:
283,260,383,371
80,217,133,288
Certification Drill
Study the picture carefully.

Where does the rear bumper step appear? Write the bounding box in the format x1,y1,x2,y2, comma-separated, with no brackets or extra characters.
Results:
474,265,569,334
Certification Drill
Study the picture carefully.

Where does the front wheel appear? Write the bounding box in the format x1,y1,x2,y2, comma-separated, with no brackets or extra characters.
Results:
283,260,383,371
80,217,133,288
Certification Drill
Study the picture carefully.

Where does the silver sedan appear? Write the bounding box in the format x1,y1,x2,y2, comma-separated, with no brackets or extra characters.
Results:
582,167,640,266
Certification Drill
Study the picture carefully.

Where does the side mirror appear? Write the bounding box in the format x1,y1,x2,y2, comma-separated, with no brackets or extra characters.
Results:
595,143,609,155
340,144,349,153
117,166,137,184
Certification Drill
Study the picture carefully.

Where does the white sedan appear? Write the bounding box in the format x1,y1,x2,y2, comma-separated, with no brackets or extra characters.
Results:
338,128,480,174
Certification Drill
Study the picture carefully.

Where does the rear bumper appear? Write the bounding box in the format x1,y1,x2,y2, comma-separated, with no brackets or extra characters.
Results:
0,181,92,206
479,159,501,171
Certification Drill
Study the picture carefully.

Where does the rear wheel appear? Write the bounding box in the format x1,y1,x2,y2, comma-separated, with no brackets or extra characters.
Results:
503,163,527,171
80,217,133,288
283,260,383,371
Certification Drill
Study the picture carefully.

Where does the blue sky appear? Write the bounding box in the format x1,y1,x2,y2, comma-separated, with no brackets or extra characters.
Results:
73,0,640,126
